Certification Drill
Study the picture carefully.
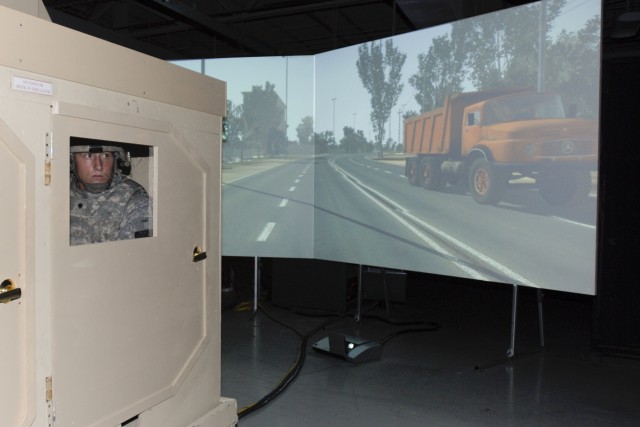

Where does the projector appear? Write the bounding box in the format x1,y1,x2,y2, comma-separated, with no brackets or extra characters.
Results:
312,333,382,363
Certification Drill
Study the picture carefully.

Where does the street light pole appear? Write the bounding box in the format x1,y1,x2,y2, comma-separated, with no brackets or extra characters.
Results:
397,110,401,149
332,97,337,138
398,104,407,150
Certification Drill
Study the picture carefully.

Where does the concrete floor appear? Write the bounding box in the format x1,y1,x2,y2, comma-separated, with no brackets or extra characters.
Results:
220,272,640,426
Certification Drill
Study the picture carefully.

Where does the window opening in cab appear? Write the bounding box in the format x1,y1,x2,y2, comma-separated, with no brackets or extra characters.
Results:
483,93,566,125
467,110,481,126
69,137,154,246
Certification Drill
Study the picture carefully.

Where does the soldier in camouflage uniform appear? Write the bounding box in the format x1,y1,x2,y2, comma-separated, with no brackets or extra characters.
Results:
70,143,151,245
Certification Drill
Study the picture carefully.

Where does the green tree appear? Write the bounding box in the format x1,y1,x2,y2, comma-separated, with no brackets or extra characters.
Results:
503,0,566,88
296,115,314,145
241,81,286,156
223,99,244,159
403,110,418,120
409,34,465,112
340,126,369,153
313,131,335,154
356,39,406,158
454,14,504,90
266,128,288,157
545,16,600,118
456,0,567,91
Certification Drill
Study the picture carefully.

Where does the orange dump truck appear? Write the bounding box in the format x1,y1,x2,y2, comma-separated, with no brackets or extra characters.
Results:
403,88,598,205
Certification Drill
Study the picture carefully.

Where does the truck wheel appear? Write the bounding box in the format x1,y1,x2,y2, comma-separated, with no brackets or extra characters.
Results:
419,157,442,190
538,170,592,206
468,158,506,205
407,158,420,186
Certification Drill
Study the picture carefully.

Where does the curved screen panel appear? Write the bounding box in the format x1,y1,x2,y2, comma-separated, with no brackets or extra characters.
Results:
176,0,601,295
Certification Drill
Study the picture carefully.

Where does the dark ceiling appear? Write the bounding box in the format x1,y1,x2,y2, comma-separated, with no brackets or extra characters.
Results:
38,1,640,61
42,0,545,61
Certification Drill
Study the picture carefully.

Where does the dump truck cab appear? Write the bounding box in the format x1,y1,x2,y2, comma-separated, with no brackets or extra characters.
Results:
462,92,597,166
404,89,598,206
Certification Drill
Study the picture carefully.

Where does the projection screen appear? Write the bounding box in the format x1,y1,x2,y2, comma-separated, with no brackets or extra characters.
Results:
176,0,601,295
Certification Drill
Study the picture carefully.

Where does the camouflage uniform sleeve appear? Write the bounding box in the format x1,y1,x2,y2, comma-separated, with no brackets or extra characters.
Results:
117,186,151,240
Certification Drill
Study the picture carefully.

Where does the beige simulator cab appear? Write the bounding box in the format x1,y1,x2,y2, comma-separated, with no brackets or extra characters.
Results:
1,2,237,426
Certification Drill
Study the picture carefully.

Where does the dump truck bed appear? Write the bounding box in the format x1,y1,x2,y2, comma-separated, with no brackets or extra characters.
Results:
404,88,530,157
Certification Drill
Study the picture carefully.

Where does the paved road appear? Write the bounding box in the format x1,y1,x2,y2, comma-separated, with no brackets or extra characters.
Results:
221,153,597,295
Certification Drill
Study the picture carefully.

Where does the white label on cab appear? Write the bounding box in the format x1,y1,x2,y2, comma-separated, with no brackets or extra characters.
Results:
12,76,53,96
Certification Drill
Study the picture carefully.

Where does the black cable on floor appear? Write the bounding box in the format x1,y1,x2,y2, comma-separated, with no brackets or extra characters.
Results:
379,322,441,345
235,303,441,419
236,304,344,420
362,312,442,345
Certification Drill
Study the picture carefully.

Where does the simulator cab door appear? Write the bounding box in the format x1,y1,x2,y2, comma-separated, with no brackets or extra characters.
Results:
0,120,35,427
50,109,212,427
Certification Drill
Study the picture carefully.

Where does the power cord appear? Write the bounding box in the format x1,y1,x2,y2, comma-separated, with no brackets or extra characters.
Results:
234,302,440,419
236,303,344,419
362,313,441,345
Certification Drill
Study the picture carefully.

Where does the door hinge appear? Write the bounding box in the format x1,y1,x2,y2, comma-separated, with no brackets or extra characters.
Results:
46,376,56,427
44,132,53,186
45,376,53,401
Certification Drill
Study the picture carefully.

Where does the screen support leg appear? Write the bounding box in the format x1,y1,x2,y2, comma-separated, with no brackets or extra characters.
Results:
381,268,390,318
355,264,363,323
355,265,392,322
506,285,545,359
537,288,545,347
507,284,518,358
253,256,260,314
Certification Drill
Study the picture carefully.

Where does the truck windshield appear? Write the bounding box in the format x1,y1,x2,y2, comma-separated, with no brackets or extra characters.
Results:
483,93,565,125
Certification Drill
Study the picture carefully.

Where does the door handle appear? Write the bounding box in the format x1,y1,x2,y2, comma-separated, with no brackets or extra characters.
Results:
1,279,21,304
192,246,207,263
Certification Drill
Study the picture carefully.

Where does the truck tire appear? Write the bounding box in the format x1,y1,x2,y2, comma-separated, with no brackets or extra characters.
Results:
537,170,592,206
419,156,442,190
406,158,420,186
468,158,506,205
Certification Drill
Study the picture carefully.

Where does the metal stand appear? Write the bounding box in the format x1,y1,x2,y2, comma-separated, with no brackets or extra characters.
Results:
537,288,545,348
253,256,260,314
354,265,391,323
316,264,384,364
381,268,390,318
355,264,362,322
506,285,545,359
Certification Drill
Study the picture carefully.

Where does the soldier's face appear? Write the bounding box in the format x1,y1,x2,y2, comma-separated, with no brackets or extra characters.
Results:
74,152,115,190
